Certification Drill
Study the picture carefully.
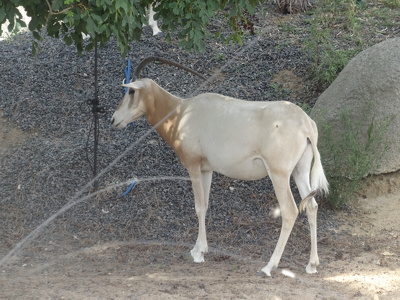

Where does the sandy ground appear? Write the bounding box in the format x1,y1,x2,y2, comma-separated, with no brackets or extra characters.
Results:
0,174,399,300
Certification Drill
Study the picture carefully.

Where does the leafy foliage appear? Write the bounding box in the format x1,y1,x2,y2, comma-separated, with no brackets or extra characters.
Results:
304,0,363,88
0,0,262,55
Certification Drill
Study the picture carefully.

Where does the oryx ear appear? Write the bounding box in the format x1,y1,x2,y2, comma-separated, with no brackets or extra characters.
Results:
122,79,149,90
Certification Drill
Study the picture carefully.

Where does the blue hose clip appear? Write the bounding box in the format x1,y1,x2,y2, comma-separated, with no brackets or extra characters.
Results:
124,59,131,94
122,179,136,197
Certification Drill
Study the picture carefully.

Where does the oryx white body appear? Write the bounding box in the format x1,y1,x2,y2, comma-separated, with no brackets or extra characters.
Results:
111,78,329,276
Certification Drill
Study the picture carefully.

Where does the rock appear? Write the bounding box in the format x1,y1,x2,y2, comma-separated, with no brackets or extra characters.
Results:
311,38,400,176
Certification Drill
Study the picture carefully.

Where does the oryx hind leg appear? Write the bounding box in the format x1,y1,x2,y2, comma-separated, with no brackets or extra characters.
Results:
262,171,298,276
292,143,319,273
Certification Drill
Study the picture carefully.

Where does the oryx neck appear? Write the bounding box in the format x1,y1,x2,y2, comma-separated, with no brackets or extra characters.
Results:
145,82,183,129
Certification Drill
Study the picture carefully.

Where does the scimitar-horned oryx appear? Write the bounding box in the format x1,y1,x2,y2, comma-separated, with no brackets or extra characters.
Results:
111,78,329,276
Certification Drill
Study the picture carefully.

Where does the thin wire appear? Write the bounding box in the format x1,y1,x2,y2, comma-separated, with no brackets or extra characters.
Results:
0,24,274,266
93,42,99,190
84,118,94,174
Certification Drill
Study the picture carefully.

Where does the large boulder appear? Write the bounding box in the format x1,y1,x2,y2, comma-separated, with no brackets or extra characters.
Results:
311,38,400,176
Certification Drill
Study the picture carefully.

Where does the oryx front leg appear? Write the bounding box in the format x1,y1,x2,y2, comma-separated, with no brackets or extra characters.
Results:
189,170,212,263
262,173,298,276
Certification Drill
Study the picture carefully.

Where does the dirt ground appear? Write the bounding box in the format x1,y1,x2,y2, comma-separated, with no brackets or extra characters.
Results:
1,122,399,300
1,191,399,300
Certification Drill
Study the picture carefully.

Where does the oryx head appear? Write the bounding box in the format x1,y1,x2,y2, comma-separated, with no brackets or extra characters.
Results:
111,79,150,129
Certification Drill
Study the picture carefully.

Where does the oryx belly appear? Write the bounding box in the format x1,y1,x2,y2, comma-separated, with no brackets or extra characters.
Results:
202,152,269,181
178,98,273,180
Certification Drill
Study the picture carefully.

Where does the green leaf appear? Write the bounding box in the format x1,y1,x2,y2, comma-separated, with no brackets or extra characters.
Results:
110,24,118,37
16,18,27,28
172,6,180,15
86,17,96,33
32,40,39,56
28,16,38,31
0,6,6,24
32,30,41,41
64,34,73,45
115,0,126,12
52,0,65,11
7,19,15,32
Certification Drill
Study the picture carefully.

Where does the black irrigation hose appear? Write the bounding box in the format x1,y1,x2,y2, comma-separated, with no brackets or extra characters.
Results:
84,116,101,175
134,56,207,81
86,42,105,191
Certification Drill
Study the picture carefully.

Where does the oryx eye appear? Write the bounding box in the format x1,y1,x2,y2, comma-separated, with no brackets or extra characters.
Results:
129,89,135,95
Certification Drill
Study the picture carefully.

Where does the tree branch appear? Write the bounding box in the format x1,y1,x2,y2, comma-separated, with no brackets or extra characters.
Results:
44,0,74,16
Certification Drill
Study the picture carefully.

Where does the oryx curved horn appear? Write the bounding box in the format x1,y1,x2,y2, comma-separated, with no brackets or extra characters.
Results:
134,56,207,81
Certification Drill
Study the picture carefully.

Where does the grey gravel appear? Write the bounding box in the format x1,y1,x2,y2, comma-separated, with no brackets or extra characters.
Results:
0,14,339,264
